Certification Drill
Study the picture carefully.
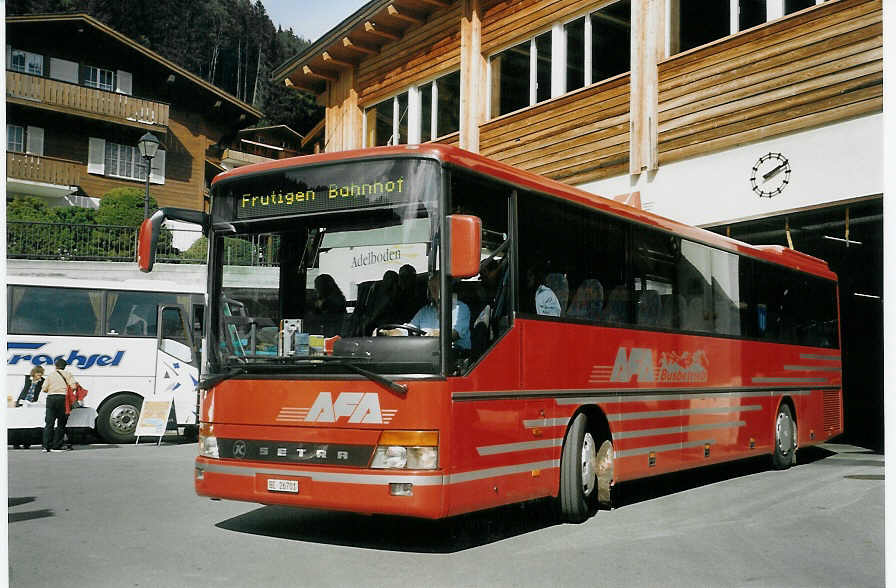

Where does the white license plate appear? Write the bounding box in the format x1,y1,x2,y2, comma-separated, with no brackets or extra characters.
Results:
267,479,299,493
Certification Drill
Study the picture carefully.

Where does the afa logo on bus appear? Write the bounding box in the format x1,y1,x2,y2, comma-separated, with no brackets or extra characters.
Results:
7,343,125,370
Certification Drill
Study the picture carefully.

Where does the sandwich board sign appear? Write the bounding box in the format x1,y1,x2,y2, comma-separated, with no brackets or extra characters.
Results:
135,398,174,444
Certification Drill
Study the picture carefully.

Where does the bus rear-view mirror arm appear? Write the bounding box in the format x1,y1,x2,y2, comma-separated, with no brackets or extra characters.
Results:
138,207,210,272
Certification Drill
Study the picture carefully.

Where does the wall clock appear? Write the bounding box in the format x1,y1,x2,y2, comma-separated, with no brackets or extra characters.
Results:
750,152,791,198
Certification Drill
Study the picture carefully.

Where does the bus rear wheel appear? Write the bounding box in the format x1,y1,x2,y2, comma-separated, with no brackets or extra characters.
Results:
559,413,599,523
772,403,797,469
97,393,143,444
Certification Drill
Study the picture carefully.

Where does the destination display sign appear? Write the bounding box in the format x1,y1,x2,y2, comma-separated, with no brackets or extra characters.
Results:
215,159,440,221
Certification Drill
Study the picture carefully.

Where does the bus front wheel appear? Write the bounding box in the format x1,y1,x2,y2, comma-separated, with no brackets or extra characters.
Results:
559,413,599,523
772,403,797,469
97,393,143,444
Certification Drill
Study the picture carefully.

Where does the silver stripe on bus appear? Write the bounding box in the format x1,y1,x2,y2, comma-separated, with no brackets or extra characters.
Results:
783,365,842,372
200,460,561,486
607,405,762,421
799,353,841,361
614,421,744,440
615,439,715,458
199,462,446,485
521,405,763,429
751,377,828,383
476,438,564,456
522,418,571,428
555,390,815,405
445,460,560,484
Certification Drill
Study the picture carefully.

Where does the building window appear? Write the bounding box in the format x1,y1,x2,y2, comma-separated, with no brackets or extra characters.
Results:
9,49,43,75
7,124,24,153
489,1,631,118
363,70,460,146
84,65,115,91
670,0,825,55
105,142,148,181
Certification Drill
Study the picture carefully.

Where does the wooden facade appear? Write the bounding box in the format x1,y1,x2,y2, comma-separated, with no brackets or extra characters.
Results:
5,14,261,211
275,0,881,188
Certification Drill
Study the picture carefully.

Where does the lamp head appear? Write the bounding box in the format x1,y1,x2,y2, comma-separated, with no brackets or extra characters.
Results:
137,132,161,159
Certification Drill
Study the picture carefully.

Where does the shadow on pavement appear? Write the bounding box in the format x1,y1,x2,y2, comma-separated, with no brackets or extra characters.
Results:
8,497,35,508
613,446,837,509
9,509,54,523
216,498,561,553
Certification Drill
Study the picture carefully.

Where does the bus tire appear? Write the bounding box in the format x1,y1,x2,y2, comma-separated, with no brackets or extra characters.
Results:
97,393,143,444
559,413,598,523
772,403,797,470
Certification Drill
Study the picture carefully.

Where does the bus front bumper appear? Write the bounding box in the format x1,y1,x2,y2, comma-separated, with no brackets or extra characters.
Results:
194,457,447,518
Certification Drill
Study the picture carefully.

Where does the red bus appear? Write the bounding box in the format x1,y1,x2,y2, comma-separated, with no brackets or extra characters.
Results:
139,144,842,522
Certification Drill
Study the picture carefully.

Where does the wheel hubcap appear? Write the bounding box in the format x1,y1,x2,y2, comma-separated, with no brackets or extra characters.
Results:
109,404,139,436
581,432,597,496
776,411,794,455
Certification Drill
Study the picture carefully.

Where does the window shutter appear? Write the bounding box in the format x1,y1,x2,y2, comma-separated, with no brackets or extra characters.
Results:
26,126,44,156
116,70,132,95
149,149,166,185
6,45,10,69
87,137,106,175
49,57,79,84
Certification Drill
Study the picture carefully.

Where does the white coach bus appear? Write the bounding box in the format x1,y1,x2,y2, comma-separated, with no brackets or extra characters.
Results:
6,273,204,444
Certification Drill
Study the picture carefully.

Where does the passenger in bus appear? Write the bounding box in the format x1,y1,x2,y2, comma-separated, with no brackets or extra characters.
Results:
313,274,346,314
471,257,507,357
16,366,45,407
527,263,562,317
410,272,471,350
364,270,401,333
395,264,422,323
41,358,78,452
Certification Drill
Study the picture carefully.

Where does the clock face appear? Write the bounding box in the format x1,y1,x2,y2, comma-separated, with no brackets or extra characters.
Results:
750,152,791,198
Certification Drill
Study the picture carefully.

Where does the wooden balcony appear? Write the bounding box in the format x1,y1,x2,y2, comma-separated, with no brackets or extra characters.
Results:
7,70,169,129
7,152,81,187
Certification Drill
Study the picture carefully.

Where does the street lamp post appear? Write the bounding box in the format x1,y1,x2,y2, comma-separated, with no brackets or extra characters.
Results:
137,132,160,219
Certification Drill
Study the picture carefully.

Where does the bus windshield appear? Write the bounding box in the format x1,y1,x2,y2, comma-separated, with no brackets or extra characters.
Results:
210,158,442,376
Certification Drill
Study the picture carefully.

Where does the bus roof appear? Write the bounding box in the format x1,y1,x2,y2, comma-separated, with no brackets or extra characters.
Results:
6,272,206,295
211,144,836,280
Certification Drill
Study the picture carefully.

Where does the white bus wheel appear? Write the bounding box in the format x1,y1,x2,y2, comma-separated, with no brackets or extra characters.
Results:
772,403,797,470
97,394,144,444
559,413,599,523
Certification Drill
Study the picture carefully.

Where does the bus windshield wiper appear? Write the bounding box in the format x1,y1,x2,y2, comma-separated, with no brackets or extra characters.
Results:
329,360,408,398
205,357,408,397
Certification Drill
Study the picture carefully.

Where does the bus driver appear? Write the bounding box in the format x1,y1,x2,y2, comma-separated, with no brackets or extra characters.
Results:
410,272,471,351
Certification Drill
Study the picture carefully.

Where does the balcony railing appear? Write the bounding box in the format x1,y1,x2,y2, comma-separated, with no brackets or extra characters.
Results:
7,70,170,128
7,221,200,263
7,152,81,186
6,221,277,266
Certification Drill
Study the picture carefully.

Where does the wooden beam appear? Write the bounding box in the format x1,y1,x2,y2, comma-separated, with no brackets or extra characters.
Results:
364,20,401,41
342,36,378,56
303,65,337,83
387,4,425,26
322,51,354,69
419,0,451,6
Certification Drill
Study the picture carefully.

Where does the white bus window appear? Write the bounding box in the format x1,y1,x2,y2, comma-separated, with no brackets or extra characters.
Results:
106,291,192,337
9,286,102,335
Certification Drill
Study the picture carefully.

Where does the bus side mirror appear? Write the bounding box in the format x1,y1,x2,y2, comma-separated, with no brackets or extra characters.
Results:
137,211,165,272
138,207,210,272
447,214,482,279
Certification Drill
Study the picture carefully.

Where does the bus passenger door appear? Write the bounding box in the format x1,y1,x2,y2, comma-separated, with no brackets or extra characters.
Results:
155,305,200,428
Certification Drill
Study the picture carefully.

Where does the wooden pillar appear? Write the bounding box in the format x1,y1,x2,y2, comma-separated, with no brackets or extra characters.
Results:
630,0,661,174
460,0,484,152
322,66,362,152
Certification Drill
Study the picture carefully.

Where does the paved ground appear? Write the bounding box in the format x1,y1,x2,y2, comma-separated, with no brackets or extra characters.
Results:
7,441,884,587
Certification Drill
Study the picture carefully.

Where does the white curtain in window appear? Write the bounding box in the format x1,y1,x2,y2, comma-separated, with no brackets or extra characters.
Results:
150,150,166,185
88,137,106,175
115,70,132,95
49,58,79,84
26,126,44,156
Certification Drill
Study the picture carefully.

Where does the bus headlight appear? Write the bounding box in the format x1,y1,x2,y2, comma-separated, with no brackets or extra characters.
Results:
198,423,219,459
370,431,438,470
